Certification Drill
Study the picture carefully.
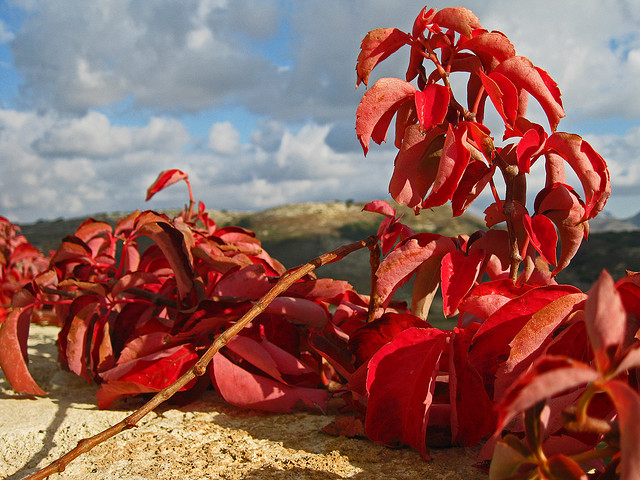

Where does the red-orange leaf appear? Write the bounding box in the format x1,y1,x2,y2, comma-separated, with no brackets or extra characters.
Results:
432,7,482,39
356,28,412,87
585,270,626,374
414,83,450,130
389,125,445,209
146,169,189,201
375,233,456,305
544,133,610,220
523,213,558,265
356,78,416,155
441,249,485,317
365,327,449,460
494,56,565,131
0,306,46,395
459,30,516,64
422,124,471,209
479,71,518,128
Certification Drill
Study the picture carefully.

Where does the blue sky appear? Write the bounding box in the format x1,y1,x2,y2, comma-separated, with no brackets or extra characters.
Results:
0,0,639,223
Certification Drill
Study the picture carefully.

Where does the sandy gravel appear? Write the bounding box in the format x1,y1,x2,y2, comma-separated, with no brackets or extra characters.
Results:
0,325,487,479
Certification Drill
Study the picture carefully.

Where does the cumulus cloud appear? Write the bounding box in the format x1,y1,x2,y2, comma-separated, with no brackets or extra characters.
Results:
0,107,392,222
2,0,640,223
208,121,240,154
10,0,284,113
32,112,190,158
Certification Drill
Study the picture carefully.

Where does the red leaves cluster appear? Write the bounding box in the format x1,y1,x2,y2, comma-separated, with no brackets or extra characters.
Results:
356,4,610,276
0,5,635,480
0,170,355,412
0,217,49,324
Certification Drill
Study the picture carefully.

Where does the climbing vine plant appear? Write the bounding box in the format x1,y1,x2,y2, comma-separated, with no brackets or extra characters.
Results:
1,5,639,480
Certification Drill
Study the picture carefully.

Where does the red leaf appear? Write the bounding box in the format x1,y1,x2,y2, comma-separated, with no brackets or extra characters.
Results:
459,30,516,63
146,169,189,201
212,264,273,300
322,416,366,437
65,297,102,381
602,380,640,480
365,327,449,459
451,160,496,216
414,83,450,130
356,28,411,87
375,233,456,305
450,324,495,445
517,124,547,174
284,277,352,305
495,356,598,433
469,285,582,384
210,351,326,413
356,78,416,155
479,71,518,128
544,133,610,220
389,125,445,209
432,7,482,38
494,56,565,131
523,214,558,265
585,270,626,374
225,335,286,383
534,184,588,275
137,220,196,299
348,312,427,365
441,249,485,317
422,124,471,209
494,292,586,398
363,200,396,217
0,306,46,395
546,455,588,480
111,272,161,297
264,297,329,329
458,279,534,326
97,344,199,408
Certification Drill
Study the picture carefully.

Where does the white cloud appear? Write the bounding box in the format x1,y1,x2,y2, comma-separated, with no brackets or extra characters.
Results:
10,0,283,113
2,0,640,224
208,121,240,154
32,112,190,158
0,107,392,222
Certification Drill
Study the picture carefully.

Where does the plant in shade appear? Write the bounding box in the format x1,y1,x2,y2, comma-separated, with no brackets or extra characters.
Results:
0,217,50,324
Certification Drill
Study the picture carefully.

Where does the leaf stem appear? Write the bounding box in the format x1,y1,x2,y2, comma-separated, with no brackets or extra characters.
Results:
367,240,382,323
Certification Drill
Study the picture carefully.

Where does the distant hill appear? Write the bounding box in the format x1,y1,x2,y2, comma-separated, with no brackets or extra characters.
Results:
16,201,640,321
588,210,639,233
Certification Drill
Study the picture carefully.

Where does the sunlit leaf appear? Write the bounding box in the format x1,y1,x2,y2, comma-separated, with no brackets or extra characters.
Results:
365,327,449,459
432,7,481,38
389,126,445,209
357,28,412,87
356,78,416,155
494,56,565,131
545,133,610,220
585,270,626,374
0,306,46,395
146,169,189,201
414,83,450,130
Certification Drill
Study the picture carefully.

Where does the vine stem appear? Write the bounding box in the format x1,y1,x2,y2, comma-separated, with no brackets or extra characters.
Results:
494,152,523,282
23,235,378,480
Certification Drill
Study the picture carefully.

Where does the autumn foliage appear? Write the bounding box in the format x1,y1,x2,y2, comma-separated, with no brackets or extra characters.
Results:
1,5,639,480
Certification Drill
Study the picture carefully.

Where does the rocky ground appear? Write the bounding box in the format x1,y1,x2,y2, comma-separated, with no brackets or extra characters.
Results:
1,325,487,480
